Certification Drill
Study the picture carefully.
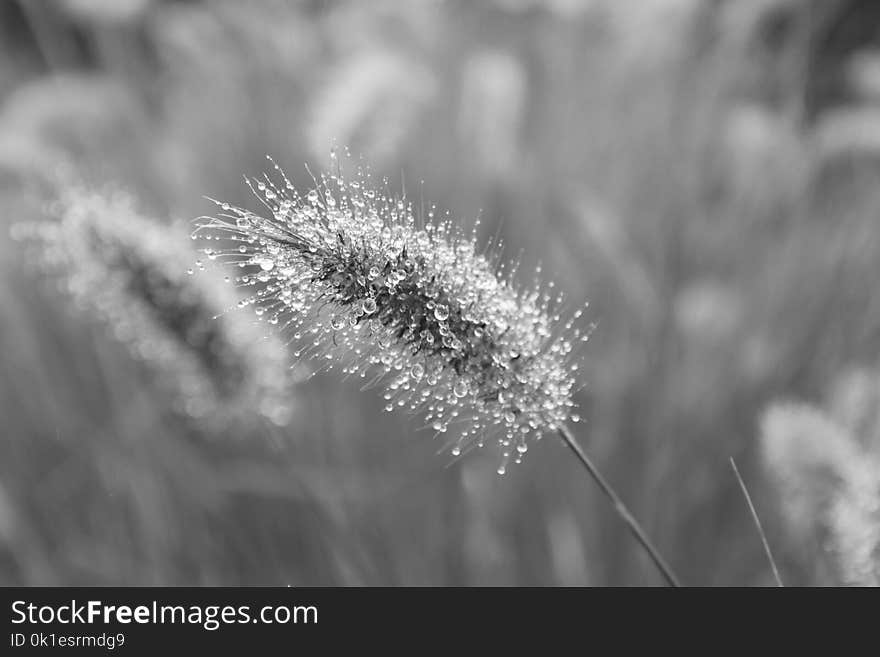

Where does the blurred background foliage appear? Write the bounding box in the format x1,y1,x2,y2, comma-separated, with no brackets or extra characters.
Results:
1,0,879,585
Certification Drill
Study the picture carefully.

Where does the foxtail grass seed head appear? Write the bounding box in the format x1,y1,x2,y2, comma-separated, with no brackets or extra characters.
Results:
194,154,591,472
761,402,880,585
829,460,880,586
14,183,299,428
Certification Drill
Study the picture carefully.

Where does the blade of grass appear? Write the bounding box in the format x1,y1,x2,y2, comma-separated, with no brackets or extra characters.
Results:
730,457,783,587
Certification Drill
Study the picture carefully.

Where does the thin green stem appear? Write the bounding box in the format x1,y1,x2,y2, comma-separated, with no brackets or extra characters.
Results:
557,424,681,587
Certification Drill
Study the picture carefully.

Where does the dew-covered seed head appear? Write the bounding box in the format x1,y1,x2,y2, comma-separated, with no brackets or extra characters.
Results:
193,156,591,469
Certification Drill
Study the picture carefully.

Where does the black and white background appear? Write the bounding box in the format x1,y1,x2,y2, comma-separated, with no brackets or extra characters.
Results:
1,0,879,590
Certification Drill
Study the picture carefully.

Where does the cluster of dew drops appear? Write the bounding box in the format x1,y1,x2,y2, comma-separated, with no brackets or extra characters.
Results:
191,152,593,474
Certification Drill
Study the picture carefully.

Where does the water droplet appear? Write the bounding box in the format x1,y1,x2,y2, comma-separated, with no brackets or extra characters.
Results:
258,258,275,271
434,305,449,321
362,298,377,314
453,381,468,398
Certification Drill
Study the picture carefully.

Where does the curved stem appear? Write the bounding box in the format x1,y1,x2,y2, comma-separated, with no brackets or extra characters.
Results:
557,424,681,587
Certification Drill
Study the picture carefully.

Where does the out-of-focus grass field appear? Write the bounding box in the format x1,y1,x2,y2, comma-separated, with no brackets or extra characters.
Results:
2,0,879,586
